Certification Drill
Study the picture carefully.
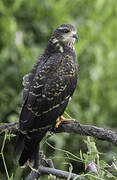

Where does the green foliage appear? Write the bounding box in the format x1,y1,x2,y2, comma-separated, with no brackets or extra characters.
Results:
81,137,117,180
0,131,10,179
0,0,117,179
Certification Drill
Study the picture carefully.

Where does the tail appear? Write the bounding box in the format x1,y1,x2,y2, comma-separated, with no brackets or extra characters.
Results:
18,128,49,169
14,131,25,163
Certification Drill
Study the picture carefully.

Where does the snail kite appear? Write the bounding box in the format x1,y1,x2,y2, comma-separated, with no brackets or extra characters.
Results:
18,24,78,169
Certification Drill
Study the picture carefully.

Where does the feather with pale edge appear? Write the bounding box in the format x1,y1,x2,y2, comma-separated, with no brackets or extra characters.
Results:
16,24,78,170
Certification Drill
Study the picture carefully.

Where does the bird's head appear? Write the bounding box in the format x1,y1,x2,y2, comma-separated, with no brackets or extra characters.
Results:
51,24,78,49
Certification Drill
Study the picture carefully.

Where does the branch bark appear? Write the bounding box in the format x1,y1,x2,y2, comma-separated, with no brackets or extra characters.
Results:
27,166,86,180
54,121,117,146
0,121,117,146
0,122,18,134
1,121,117,179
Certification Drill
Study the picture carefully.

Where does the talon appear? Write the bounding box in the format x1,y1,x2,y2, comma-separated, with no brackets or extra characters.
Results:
56,115,75,128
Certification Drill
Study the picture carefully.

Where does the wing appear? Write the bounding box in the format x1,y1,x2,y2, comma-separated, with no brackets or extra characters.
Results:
19,53,77,132
22,55,44,104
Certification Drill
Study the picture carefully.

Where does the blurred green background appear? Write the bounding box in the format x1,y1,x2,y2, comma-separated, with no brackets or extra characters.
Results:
0,0,117,179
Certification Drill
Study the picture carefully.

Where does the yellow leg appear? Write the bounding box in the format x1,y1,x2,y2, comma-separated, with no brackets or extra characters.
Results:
56,115,75,128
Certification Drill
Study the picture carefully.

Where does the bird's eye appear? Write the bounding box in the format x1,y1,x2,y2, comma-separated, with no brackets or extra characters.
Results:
63,29,70,33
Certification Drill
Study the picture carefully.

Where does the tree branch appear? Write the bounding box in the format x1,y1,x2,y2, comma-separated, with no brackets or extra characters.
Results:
54,121,117,146
0,122,18,134
0,121,117,146
27,166,86,180
1,121,117,179
26,151,86,180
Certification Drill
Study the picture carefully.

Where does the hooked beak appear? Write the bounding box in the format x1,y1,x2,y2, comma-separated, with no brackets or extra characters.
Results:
73,34,78,42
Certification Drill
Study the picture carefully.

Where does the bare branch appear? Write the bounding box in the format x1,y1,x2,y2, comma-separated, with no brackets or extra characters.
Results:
0,122,18,134
1,121,117,179
54,121,117,146
0,121,117,147
27,171,40,180
27,166,86,180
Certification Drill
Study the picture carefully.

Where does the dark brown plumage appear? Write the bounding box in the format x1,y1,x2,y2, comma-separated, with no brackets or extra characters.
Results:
18,24,78,169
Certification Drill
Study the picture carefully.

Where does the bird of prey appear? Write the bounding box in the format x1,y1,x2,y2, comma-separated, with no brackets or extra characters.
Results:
18,24,78,169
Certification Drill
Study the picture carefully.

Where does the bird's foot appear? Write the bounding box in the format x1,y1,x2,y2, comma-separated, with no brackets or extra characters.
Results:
55,115,75,128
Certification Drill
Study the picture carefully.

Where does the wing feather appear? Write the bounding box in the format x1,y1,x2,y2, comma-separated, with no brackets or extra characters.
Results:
22,56,43,104
19,53,77,131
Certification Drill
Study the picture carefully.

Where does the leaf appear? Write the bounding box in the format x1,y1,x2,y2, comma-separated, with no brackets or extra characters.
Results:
80,149,83,160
